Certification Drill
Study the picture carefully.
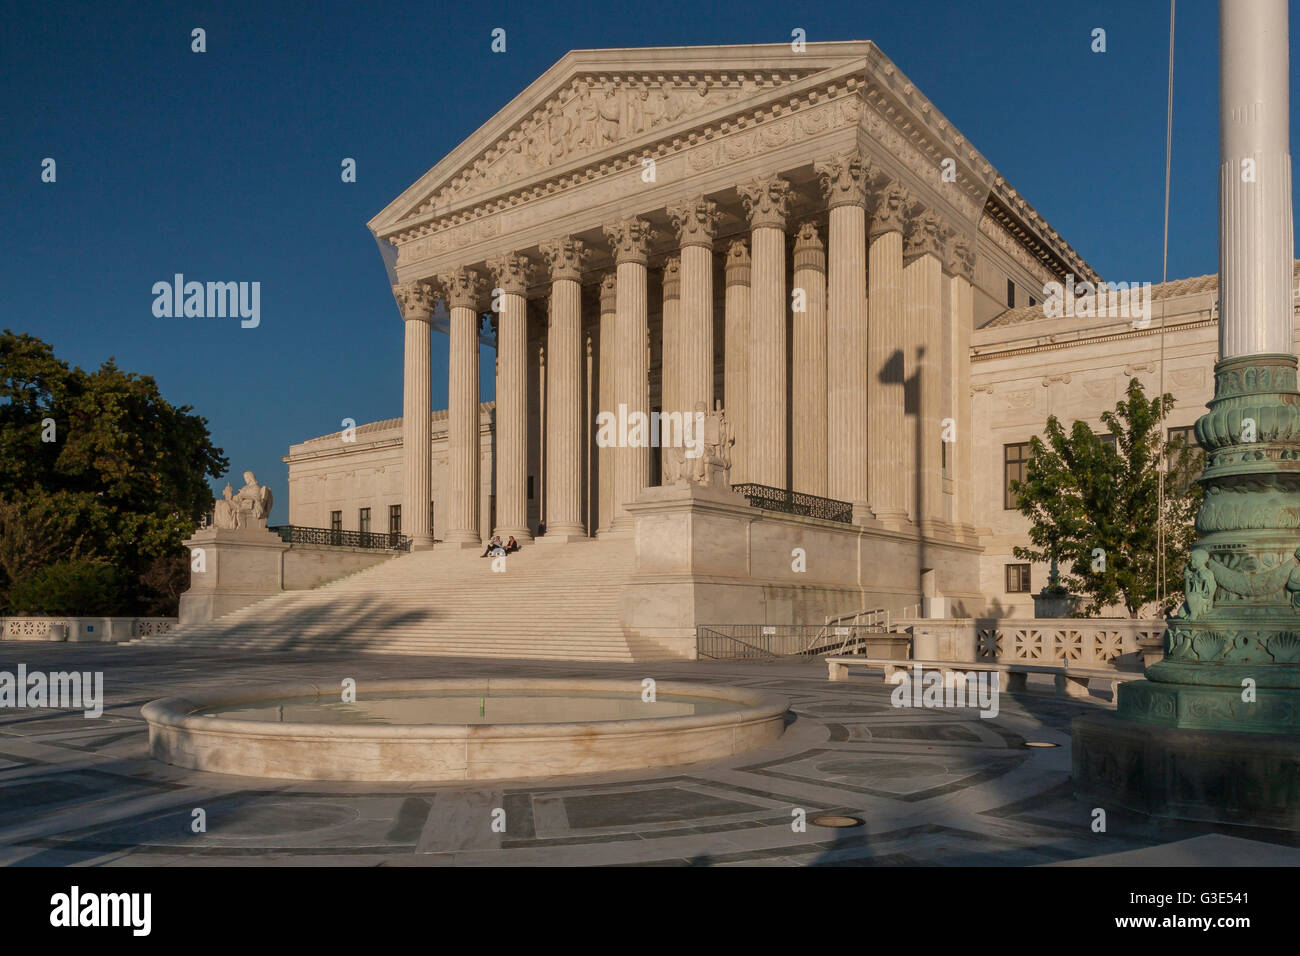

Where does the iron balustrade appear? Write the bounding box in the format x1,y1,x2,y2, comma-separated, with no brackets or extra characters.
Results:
697,624,891,660
730,483,853,523
267,525,412,552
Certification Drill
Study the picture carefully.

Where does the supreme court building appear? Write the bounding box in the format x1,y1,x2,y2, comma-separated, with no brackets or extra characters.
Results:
281,42,1299,635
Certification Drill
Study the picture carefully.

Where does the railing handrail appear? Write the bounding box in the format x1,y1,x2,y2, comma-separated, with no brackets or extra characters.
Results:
730,483,853,523
267,524,412,552
696,623,895,660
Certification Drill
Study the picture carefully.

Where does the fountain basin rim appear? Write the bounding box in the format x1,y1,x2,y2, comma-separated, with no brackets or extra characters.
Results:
140,678,789,740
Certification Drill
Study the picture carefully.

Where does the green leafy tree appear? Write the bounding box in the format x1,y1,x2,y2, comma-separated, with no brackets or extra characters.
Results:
6,559,128,616
0,331,228,614
1011,378,1201,617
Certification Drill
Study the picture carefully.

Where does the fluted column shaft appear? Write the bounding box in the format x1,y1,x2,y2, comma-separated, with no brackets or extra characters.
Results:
439,268,484,546
669,199,720,415
739,176,792,489
596,275,617,533
724,241,751,486
659,257,681,479
792,222,828,497
1219,0,1294,357
396,282,435,550
903,213,948,531
947,240,976,536
540,237,587,538
603,217,654,526
488,253,532,541
867,183,909,526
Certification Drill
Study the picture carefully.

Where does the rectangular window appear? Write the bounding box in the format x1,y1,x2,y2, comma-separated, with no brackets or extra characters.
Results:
330,511,342,532
1006,563,1032,593
358,507,371,534
389,504,401,535
1166,424,1205,476
1006,278,1016,308
1004,442,1033,510
1098,432,1118,452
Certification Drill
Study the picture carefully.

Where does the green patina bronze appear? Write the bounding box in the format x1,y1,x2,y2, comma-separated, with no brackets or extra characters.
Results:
1118,353,1300,732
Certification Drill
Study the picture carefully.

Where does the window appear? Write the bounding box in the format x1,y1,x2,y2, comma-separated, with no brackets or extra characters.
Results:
1006,278,1016,308
1098,432,1118,452
1004,442,1033,510
429,501,435,537
358,507,371,534
330,511,342,532
1166,425,1205,482
1006,563,1032,593
389,504,401,534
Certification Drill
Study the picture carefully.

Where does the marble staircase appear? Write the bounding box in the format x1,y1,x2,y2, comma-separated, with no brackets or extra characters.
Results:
136,537,659,661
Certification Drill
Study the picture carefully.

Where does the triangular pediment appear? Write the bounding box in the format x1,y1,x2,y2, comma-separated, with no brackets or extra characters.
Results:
369,42,876,238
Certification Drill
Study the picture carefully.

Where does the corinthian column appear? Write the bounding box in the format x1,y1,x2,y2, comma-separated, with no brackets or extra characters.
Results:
596,274,617,533
659,256,681,479
816,153,870,517
540,236,589,541
737,175,792,489
437,267,486,547
724,241,751,486
487,252,532,541
903,211,950,533
395,281,436,549
945,239,977,538
668,198,721,416
791,221,828,497
602,217,655,527
866,181,911,527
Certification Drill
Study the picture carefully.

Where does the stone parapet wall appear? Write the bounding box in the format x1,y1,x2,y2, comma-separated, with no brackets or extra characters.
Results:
0,617,177,643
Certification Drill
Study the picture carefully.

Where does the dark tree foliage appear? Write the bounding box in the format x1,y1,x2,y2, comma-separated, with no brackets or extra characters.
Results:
0,331,228,614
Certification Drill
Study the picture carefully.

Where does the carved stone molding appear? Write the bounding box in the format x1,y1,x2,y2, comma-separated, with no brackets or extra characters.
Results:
488,253,533,297
1124,362,1157,377
539,236,589,282
725,239,752,287
662,255,682,299
437,268,485,310
971,383,994,396
1041,373,1072,387
394,281,437,321
599,273,617,312
868,181,910,239
814,151,870,209
904,210,949,263
602,216,656,265
737,175,793,229
792,222,825,272
667,198,721,249
946,236,975,281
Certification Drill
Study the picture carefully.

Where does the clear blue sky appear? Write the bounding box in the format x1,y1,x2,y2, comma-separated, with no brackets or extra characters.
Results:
3,0,1293,522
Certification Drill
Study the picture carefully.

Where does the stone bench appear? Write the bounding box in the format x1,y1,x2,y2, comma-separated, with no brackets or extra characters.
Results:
825,656,1143,699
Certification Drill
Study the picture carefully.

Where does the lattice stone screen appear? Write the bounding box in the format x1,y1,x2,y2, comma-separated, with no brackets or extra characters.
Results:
975,620,1165,669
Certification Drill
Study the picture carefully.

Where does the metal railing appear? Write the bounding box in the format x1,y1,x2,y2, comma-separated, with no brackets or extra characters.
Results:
267,525,412,552
826,603,922,630
697,623,894,660
730,483,853,523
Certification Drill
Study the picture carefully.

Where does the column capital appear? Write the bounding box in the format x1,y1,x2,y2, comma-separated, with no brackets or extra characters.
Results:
602,216,656,265
599,272,618,313
725,239,752,287
814,151,871,209
539,236,590,282
945,235,975,281
737,175,793,229
394,280,437,322
904,210,952,263
436,267,485,310
792,221,826,273
486,252,533,296
662,255,682,300
867,180,911,240
667,198,721,248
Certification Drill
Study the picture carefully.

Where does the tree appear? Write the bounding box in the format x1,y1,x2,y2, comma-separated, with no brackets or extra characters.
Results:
0,331,228,614
1011,378,1201,617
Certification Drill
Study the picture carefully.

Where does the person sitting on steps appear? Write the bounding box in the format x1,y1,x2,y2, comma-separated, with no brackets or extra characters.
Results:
481,535,503,557
505,536,521,554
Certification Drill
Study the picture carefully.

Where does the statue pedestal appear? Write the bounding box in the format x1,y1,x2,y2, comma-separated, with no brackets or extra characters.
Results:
1033,589,1080,618
178,526,290,625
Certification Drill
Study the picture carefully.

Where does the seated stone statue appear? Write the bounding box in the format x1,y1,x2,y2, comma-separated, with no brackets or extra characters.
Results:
235,471,273,527
665,403,735,489
212,483,240,530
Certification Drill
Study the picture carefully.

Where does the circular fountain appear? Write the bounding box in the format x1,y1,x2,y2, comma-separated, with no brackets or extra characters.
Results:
142,678,788,782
